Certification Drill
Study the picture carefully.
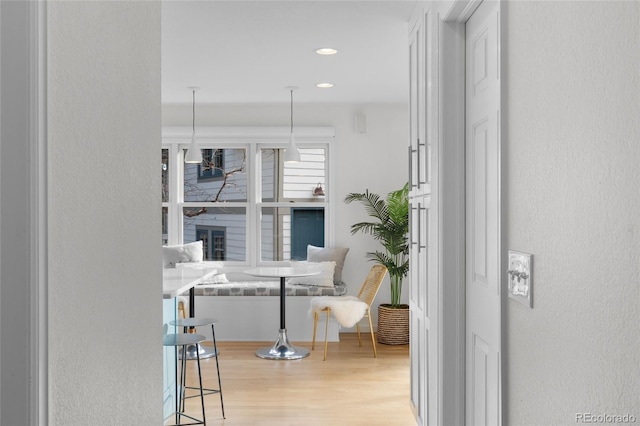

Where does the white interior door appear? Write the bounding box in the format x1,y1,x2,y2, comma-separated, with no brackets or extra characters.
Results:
465,1,501,425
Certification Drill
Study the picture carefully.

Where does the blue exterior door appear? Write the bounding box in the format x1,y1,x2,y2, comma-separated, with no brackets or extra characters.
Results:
291,208,324,260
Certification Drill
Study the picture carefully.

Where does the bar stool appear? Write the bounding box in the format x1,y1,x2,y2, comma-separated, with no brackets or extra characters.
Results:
163,332,207,426
170,317,225,419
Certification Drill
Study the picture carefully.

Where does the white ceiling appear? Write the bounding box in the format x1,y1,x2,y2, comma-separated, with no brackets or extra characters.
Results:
161,1,417,105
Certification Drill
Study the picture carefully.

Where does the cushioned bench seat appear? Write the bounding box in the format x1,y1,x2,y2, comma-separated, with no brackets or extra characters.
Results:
194,280,347,297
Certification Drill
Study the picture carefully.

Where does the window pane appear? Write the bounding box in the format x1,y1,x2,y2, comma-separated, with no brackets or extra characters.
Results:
162,149,169,203
184,148,247,202
261,148,326,202
162,207,168,245
261,149,277,202
260,207,286,261
183,207,246,261
261,207,324,261
284,148,326,200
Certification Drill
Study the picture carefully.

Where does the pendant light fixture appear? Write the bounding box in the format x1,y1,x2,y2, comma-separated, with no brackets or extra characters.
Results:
284,86,301,163
184,87,203,164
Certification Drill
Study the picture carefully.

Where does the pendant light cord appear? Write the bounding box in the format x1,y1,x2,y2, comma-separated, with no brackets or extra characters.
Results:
290,89,294,133
192,89,196,134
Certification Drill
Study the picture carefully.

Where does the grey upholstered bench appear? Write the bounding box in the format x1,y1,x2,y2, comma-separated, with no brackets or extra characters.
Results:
193,280,347,297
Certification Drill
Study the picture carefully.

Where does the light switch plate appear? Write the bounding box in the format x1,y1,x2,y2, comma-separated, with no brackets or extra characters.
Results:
507,250,533,308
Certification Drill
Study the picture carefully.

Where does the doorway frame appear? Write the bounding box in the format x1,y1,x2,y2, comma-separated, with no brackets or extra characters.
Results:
1,1,48,424
439,1,505,424
33,3,49,423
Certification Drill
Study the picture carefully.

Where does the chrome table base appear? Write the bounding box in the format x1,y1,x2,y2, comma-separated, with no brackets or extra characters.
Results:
179,343,218,360
256,329,310,360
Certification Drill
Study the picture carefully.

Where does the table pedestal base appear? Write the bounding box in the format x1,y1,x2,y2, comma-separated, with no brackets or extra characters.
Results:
256,329,309,360
179,343,218,360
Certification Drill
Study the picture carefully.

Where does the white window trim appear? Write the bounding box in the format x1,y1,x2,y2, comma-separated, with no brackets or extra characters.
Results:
162,126,336,267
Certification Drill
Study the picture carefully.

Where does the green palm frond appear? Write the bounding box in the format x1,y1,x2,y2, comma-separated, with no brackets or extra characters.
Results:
367,251,409,277
344,190,389,223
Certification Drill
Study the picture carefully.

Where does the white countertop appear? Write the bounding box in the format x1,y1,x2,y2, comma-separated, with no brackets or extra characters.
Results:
244,267,321,279
162,267,217,299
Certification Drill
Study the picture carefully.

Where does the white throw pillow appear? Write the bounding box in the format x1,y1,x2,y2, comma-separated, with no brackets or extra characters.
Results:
288,261,336,288
162,241,204,268
307,245,349,284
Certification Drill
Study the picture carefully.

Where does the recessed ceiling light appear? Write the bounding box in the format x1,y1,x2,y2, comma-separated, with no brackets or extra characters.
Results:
315,47,337,55
316,83,334,88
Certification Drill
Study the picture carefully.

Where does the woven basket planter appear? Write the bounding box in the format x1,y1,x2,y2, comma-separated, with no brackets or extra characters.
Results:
376,304,409,345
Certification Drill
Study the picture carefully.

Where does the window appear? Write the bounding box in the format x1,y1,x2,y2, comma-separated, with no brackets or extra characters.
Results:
259,147,327,261
162,127,333,265
184,148,247,202
184,206,246,261
196,226,226,260
162,207,168,245
198,149,224,180
162,149,169,202
162,149,169,245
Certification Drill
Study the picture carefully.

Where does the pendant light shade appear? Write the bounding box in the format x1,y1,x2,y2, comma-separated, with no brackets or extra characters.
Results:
284,133,300,163
184,131,202,163
185,88,203,164
284,87,300,163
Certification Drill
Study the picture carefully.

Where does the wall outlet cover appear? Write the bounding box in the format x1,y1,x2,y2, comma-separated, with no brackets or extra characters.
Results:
507,250,533,308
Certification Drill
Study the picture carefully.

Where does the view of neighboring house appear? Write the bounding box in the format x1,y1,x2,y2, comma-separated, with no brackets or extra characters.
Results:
163,145,327,262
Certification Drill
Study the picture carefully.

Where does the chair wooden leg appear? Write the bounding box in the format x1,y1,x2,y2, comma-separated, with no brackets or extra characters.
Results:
367,310,377,358
312,312,318,350
323,309,330,361
356,322,362,347
177,301,186,320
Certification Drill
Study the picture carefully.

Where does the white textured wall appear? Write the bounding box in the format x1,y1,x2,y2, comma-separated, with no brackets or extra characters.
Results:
163,103,409,322
504,1,640,423
48,2,162,424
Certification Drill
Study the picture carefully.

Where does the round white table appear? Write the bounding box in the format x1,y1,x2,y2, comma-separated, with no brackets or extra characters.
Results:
244,267,320,360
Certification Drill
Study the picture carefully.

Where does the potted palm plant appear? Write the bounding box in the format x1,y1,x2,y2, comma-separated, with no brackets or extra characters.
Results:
344,183,410,345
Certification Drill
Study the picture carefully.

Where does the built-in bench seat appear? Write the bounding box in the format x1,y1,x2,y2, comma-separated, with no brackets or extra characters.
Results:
194,280,347,297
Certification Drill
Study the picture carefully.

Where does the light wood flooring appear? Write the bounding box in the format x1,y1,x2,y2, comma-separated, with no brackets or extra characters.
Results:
169,333,416,426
